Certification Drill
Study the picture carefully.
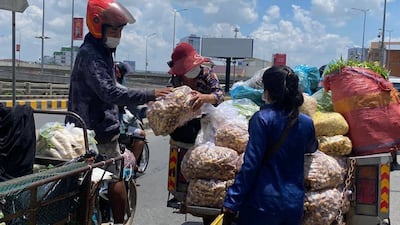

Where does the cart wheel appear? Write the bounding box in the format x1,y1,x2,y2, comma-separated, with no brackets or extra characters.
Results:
382,218,390,225
202,216,217,225
124,179,137,225
137,142,150,173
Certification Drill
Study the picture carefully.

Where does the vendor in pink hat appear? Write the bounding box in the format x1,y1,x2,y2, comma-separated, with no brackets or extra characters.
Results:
168,42,224,111
166,42,225,207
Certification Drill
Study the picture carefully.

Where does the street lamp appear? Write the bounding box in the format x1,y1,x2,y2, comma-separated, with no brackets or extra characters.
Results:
145,32,156,73
35,0,50,76
379,0,387,66
387,29,393,69
381,29,393,69
172,8,188,51
351,8,369,62
70,0,75,72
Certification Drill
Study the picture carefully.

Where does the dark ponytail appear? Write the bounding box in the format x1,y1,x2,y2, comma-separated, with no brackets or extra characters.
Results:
262,65,304,120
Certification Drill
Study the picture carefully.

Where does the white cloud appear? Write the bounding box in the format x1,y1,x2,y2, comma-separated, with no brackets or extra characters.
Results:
250,4,352,68
266,5,280,20
311,0,384,27
203,3,219,14
0,0,398,72
292,5,325,33
48,17,68,28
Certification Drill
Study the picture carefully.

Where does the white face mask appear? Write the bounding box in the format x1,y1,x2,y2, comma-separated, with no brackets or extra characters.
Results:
185,66,201,79
105,37,120,49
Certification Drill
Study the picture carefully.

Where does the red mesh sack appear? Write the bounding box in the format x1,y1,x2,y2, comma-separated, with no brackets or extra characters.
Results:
324,66,400,156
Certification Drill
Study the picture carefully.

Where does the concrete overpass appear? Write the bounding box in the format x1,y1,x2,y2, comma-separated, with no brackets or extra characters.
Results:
0,61,171,86
0,61,231,86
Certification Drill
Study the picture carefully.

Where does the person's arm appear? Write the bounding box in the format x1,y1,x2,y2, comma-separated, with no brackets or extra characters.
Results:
85,60,170,106
189,91,218,111
205,70,224,105
190,70,224,110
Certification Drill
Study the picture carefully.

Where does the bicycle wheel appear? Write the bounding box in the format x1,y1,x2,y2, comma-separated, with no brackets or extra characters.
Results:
137,142,150,173
124,179,137,225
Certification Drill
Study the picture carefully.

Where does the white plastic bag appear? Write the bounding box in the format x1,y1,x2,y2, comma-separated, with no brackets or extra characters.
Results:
147,85,201,136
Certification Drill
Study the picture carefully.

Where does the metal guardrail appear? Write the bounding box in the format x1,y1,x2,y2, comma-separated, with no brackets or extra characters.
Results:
0,81,69,96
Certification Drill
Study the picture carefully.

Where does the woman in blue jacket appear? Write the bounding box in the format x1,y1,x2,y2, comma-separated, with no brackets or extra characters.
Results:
223,65,318,225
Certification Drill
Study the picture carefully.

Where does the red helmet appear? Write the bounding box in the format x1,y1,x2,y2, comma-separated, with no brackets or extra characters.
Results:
86,0,136,39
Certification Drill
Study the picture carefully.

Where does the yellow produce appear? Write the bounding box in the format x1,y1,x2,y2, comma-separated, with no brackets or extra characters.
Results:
312,111,349,136
318,135,352,156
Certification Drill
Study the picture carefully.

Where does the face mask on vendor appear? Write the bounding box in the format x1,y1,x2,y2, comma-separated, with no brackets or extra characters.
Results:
103,25,123,49
184,66,202,79
105,37,121,48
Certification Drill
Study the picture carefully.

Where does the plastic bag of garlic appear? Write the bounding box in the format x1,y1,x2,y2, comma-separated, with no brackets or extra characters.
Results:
146,85,201,136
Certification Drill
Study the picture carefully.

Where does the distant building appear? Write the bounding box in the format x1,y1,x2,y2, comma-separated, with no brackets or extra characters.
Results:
368,42,400,77
43,56,54,64
179,34,201,53
53,46,79,66
348,47,368,62
211,58,270,80
242,58,271,78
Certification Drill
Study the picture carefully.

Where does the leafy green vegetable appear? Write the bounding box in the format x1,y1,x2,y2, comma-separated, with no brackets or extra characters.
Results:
232,98,260,120
324,58,390,79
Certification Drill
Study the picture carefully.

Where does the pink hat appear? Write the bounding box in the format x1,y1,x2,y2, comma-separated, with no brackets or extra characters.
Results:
168,42,209,76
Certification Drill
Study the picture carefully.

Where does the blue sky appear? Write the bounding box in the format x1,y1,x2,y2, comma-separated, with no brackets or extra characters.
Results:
0,0,398,73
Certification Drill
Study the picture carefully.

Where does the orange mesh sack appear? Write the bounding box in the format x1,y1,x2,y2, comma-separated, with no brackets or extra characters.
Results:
324,66,400,156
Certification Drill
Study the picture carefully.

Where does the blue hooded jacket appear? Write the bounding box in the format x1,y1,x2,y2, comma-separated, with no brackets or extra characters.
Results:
224,104,318,219
66,33,155,144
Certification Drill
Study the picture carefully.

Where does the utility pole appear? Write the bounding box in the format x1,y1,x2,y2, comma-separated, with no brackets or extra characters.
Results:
387,29,393,69
351,8,369,62
233,27,239,38
172,8,187,51
35,0,50,76
145,33,156,73
70,0,75,72
379,0,387,67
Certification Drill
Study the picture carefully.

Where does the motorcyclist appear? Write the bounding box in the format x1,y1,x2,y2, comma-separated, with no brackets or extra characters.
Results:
115,61,147,173
65,0,171,223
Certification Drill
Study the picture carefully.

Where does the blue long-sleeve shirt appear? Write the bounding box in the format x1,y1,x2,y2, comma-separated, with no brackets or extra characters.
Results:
224,104,317,213
66,33,155,144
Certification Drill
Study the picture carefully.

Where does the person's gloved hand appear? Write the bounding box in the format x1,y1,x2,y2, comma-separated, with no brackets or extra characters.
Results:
222,207,237,225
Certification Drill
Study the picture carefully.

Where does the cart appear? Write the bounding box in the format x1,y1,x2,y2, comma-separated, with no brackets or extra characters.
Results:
0,109,126,225
346,153,392,225
167,138,393,225
167,139,220,225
